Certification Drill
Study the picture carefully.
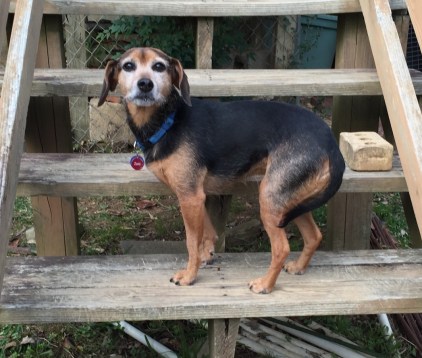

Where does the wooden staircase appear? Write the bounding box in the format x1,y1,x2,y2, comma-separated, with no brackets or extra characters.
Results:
1,1,422,356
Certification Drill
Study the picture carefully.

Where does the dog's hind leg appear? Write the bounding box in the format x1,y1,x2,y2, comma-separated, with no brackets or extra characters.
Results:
249,177,291,294
284,212,322,275
200,210,217,265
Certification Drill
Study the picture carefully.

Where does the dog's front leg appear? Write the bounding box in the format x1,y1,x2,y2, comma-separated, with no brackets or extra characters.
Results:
170,191,206,286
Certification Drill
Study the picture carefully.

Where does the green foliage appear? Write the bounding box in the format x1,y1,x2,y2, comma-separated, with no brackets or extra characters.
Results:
373,193,410,247
0,325,54,358
154,215,184,238
11,197,33,235
96,16,196,67
95,16,254,68
142,320,207,358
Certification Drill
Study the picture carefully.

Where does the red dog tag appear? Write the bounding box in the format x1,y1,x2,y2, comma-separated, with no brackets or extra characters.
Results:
130,154,145,170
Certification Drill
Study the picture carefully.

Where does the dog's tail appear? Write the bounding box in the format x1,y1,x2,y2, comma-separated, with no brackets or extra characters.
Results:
278,150,345,228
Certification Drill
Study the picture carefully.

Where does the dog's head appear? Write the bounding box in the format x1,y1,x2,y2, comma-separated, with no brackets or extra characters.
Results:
98,47,191,108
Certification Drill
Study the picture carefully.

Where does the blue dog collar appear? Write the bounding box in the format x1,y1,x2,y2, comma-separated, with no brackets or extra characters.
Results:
135,112,176,151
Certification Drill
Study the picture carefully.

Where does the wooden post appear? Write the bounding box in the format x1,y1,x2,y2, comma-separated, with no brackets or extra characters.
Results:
0,0,10,59
195,17,239,358
25,15,79,256
209,319,241,358
326,13,380,250
360,0,422,238
195,17,232,253
275,16,297,69
0,0,44,293
63,15,90,143
196,18,214,69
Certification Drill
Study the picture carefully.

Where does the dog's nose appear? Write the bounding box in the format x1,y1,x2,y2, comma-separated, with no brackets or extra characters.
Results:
137,78,154,93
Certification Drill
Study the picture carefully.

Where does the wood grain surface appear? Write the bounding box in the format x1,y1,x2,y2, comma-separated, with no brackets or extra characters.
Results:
1,249,421,324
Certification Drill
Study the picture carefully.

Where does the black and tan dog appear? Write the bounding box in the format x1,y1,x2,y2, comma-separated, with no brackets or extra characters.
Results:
99,47,345,294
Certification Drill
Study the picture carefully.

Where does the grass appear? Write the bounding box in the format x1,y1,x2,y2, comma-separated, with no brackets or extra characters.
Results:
373,192,410,247
78,196,140,255
0,322,155,357
0,321,207,357
1,192,416,357
9,197,33,240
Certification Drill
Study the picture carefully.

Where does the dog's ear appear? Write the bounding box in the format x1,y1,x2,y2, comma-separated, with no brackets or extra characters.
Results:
98,59,119,107
171,59,192,107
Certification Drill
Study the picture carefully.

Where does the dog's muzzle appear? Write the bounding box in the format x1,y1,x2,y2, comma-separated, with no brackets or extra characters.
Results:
128,78,158,105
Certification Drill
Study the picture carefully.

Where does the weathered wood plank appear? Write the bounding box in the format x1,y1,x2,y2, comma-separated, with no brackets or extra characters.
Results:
376,13,421,247
16,153,407,197
209,319,240,358
1,68,422,97
360,0,422,236
406,0,422,47
0,0,10,56
1,250,421,324
196,18,213,69
8,0,407,16
0,0,44,293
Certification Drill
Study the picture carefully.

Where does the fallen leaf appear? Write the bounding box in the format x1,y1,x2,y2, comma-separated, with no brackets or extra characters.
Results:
5,341,17,349
63,335,75,349
136,200,157,210
20,336,35,345
9,237,20,248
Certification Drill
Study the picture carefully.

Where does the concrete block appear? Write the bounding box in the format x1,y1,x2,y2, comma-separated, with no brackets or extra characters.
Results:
89,98,135,144
339,132,393,171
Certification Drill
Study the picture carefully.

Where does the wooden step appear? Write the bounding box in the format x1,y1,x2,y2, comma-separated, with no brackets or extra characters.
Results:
1,69,422,97
17,153,407,197
8,0,407,16
1,249,421,324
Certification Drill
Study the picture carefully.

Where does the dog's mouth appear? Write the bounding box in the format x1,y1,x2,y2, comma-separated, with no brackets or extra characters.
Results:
128,93,158,107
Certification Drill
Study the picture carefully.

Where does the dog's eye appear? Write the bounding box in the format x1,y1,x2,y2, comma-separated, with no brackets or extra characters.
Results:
152,62,166,72
122,62,136,72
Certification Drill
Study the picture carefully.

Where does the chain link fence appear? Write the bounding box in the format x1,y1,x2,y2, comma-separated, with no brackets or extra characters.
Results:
406,22,422,71
62,15,339,152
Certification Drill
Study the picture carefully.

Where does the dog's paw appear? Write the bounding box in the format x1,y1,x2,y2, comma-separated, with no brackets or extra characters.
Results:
170,270,196,286
248,277,274,294
200,250,215,265
284,261,306,275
